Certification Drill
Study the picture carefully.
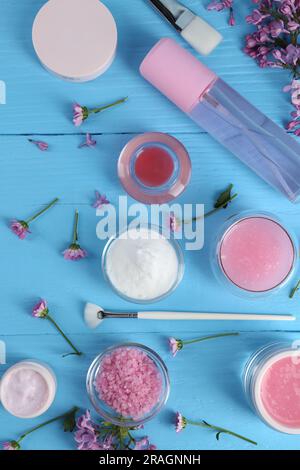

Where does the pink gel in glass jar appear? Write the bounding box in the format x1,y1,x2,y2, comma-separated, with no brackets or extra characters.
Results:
244,343,300,434
118,132,191,204
212,211,297,297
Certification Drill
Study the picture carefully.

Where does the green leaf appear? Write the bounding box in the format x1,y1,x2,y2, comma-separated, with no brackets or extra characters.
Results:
63,406,79,432
214,184,235,209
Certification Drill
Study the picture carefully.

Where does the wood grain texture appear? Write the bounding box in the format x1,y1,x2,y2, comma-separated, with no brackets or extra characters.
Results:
1,0,300,450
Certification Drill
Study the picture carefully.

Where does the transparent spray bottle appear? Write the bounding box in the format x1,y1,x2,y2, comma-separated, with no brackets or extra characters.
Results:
140,38,300,202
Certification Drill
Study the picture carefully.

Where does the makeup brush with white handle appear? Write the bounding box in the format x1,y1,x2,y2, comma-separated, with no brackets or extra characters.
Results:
84,303,296,329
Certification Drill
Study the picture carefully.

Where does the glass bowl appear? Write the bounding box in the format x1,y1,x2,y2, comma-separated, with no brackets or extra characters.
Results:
211,210,298,298
86,343,170,427
101,224,185,304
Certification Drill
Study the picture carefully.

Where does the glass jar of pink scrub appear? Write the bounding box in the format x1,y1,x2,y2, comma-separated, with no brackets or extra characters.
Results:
211,211,298,297
244,342,300,434
86,343,170,427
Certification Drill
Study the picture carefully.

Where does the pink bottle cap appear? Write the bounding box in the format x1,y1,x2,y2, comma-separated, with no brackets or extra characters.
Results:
32,0,117,82
140,38,217,114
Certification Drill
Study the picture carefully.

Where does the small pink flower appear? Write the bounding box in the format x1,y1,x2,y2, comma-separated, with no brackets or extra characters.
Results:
2,441,20,450
79,133,97,148
168,212,181,233
10,220,30,239
63,210,87,261
9,198,59,240
63,245,87,261
73,103,87,127
92,191,110,210
28,139,49,151
72,98,127,127
169,337,183,357
32,299,48,318
31,299,82,356
175,412,187,433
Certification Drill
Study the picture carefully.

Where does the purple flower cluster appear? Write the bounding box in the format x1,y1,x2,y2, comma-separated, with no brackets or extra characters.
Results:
245,1,300,135
74,410,156,451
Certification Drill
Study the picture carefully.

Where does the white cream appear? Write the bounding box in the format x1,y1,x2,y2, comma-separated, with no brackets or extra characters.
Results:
104,227,182,301
0,361,57,418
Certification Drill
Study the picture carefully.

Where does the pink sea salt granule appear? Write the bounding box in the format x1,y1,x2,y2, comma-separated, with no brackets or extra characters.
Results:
94,347,163,420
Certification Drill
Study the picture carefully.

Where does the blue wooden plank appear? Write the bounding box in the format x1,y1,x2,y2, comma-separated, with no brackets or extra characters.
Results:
1,0,300,451
0,0,294,133
1,332,300,450
0,134,300,338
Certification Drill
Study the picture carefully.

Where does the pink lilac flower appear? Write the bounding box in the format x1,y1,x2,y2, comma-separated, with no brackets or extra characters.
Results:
244,1,300,136
94,346,163,420
207,1,235,26
28,139,49,151
92,191,110,210
10,220,30,239
285,44,300,65
75,410,99,451
246,9,269,25
175,412,187,433
133,437,156,451
32,299,48,318
169,337,183,357
63,210,87,261
79,133,97,148
2,441,20,450
9,198,59,240
72,97,127,127
269,20,286,38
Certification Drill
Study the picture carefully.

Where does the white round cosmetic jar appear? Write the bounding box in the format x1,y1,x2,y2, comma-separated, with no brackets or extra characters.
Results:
32,0,117,82
0,360,57,418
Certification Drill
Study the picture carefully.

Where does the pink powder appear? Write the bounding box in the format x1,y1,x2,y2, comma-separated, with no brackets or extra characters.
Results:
1,368,50,417
94,347,163,420
219,217,295,292
260,355,300,428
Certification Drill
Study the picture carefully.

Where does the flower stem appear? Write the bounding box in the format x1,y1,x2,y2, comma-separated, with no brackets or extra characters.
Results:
182,332,239,346
186,420,257,446
290,279,300,299
17,406,79,444
186,193,238,224
26,197,59,224
91,97,128,114
47,314,82,356
73,209,79,244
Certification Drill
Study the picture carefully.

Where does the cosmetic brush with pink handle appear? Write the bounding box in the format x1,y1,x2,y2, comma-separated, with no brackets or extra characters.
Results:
84,303,295,329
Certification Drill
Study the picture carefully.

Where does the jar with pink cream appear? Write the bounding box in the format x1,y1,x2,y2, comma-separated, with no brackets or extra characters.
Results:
0,360,57,418
244,343,300,434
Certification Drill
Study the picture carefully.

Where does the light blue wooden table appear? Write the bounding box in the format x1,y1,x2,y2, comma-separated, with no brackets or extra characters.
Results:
1,0,300,451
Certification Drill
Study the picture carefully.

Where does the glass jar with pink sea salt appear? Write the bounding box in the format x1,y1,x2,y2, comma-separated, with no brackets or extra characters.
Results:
86,343,170,427
244,343,300,434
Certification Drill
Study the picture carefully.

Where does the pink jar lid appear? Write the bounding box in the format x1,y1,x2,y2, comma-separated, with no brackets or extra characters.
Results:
140,38,217,114
32,0,117,82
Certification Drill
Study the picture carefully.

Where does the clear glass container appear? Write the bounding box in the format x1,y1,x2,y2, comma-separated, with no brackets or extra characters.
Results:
118,132,191,204
102,224,185,304
243,342,300,434
86,343,170,427
211,211,298,298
